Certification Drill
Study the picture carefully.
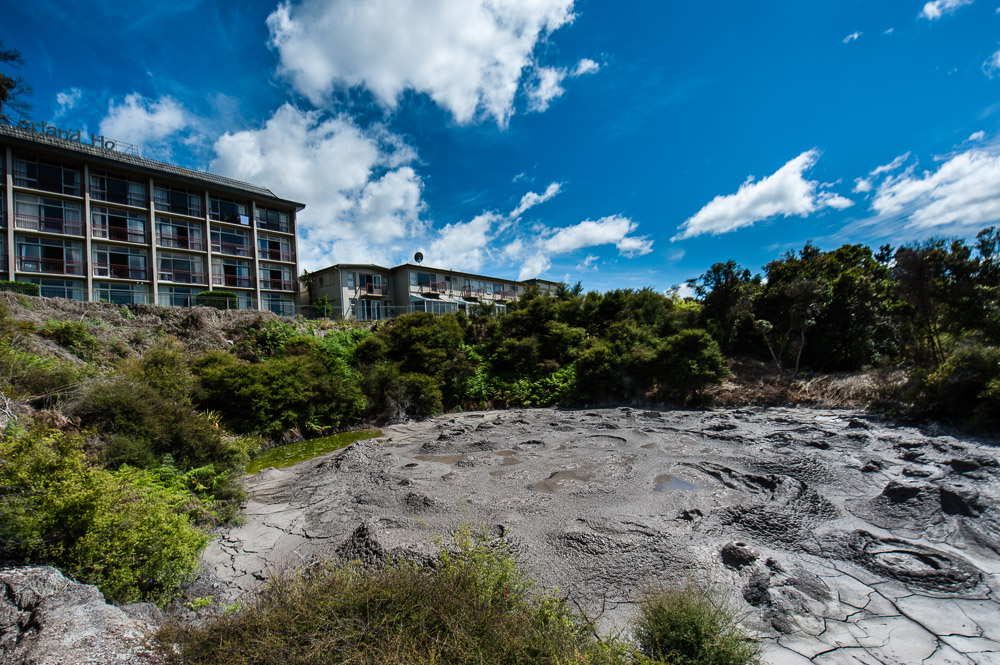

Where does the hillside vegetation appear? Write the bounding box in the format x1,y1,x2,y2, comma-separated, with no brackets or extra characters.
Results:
0,229,996,659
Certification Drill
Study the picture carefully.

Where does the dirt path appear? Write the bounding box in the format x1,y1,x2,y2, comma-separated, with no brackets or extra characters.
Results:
200,407,1000,664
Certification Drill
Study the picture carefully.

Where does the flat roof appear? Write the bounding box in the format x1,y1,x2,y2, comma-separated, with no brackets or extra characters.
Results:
0,122,305,210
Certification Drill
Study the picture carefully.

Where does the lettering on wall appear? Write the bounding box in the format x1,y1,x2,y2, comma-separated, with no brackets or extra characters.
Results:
1,114,137,155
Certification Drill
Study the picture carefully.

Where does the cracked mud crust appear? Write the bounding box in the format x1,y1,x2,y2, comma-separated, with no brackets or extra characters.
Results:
199,407,1000,664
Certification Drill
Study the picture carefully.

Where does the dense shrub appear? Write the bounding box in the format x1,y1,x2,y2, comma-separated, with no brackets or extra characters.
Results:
0,425,207,606
657,329,728,403
119,336,194,403
40,320,100,359
633,580,761,665
0,281,41,296
915,342,1000,431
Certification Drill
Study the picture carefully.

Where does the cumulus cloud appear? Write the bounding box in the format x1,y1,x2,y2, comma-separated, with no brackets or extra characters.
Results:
526,66,567,112
425,212,500,271
673,150,853,240
843,32,862,44
211,104,425,270
99,94,188,156
969,130,986,141
510,182,562,218
871,152,912,176
54,88,82,117
984,49,1000,78
920,0,973,20
871,146,1000,230
544,214,653,257
572,58,600,76
854,178,873,193
267,0,576,126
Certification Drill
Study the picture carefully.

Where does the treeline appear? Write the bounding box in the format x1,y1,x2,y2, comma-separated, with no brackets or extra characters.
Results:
1,227,997,608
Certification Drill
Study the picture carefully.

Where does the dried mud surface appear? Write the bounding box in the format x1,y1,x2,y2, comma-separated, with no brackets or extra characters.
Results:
201,407,1000,664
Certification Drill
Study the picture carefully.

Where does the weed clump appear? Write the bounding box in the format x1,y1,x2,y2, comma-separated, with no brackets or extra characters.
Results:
632,580,761,665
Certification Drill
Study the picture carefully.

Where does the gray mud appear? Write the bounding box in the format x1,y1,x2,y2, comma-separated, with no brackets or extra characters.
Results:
200,407,1000,664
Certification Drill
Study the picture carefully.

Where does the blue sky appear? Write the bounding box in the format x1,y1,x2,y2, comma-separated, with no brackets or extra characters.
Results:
4,0,1000,292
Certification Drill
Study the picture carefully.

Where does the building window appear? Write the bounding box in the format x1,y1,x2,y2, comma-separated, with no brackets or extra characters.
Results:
14,194,84,236
209,197,248,225
262,293,295,316
346,272,355,289
15,235,83,276
90,172,146,207
92,206,146,243
156,217,205,251
258,234,293,262
94,282,149,305
210,226,250,256
19,277,86,301
92,244,149,280
13,156,81,195
153,186,202,217
260,262,293,290
211,257,252,288
255,207,291,233
157,285,199,307
158,252,206,284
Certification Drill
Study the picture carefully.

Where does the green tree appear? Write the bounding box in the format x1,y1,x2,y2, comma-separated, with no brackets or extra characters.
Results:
0,41,32,118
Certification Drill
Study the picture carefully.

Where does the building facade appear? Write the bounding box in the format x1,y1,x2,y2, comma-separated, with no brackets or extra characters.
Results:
303,262,562,320
1,121,303,315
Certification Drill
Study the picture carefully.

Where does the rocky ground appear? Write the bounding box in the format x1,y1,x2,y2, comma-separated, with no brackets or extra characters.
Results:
191,406,1000,664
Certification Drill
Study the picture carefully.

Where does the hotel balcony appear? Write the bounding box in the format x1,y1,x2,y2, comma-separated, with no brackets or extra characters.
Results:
92,224,148,244
359,283,388,296
14,213,84,237
211,240,252,257
212,273,254,288
462,287,486,298
93,263,150,280
258,247,295,262
417,281,447,294
16,256,84,276
159,269,207,285
157,233,206,251
256,218,292,234
260,277,294,291
494,290,516,301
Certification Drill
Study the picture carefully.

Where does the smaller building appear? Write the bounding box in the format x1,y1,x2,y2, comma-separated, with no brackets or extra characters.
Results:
302,262,561,320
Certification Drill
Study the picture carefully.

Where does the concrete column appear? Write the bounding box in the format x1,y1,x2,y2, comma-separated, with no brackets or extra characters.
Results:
204,189,213,300
148,177,158,305
82,164,93,301
4,147,13,282
251,200,262,311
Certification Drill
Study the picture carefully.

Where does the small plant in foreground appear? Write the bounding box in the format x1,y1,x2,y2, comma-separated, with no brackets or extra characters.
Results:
632,579,761,665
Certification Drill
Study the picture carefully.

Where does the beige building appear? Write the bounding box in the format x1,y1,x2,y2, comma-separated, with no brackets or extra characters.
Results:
1,120,303,315
302,262,561,320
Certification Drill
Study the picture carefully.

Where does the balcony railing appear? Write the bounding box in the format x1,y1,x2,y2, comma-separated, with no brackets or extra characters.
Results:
258,247,295,262
92,224,148,244
417,281,447,293
91,188,146,207
461,287,486,298
210,240,252,257
157,233,206,251
158,269,207,284
93,263,150,280
16,256,84,276
494,290,516,300
256,218,292,234
212,274,253,288
359,283,388,296
14,213,85,237
260,278,294,291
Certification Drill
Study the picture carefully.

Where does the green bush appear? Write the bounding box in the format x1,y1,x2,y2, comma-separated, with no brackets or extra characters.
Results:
657,329,728,403
0,280,41,296
195,290,237,310
400,371,444,416
41,320,101,360
0,425,208,606
120,336,194,403
157,527,630,665
633,580,761,665
917,343,1000,430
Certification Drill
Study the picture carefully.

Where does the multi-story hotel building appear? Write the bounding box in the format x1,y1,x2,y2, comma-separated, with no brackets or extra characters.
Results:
1,121,303,315
302,262,562,320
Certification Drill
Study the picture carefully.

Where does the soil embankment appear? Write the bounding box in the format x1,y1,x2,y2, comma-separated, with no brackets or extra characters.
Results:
201,406,1000,664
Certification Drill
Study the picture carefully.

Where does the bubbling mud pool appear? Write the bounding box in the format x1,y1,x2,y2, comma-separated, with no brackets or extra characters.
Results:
201,407,1000,664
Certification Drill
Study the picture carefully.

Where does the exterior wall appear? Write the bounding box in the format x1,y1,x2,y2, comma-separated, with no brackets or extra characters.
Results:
0,128,301,314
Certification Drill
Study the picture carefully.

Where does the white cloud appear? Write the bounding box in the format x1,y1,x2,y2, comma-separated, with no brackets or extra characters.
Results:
518,253,552,281
871,152,912,176
969,130,987,141
526,66,567,112
673,149,853,240
854,178,873,193
426,212,499,271
884,27,895,35
54,88,82,117
984,49,1000,78
843,31,862,44
871,147,1000,230
572,58,600,76
211,104,425,270
577,254,599,270
920,0,973,20
544,214,653,257
510,182,562,218
267,0,576,126
99,94,188,156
